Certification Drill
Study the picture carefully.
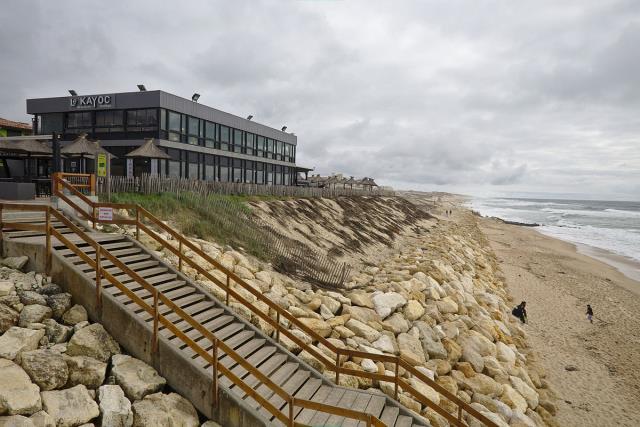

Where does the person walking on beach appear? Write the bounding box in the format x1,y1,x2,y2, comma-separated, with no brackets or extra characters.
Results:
512,301,527,324
586,304,594,323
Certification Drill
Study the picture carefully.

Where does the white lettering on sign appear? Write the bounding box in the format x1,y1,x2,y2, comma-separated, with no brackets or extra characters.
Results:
70,94,113,109
98,207,113,221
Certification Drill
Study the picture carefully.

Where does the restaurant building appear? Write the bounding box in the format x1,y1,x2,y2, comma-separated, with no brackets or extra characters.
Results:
26,90,299,185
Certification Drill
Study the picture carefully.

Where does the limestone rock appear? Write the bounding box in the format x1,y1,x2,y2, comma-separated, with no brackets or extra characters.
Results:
496,342,516,366
0,303,19,333
0,359,42,416
0,327,45,360
348,292,373,308
61,305,88,326
382,312,409,334
509,410,537,427
435,297,458,314
111,355,166,401
46,294,72,320
41,385,99,427
29,411,55,427
64,355,107,389
43,319,72,344
18,291,47,306
66,324,120,362
404,300,425,321
371,334,397,354
0,256,29,271
296,317,331,338
345,319,380,342
18,305,52,328
397,332,426,365
510,376,539,409
371,292,407,319
98,385,133,427
0,415,35,426
343,305,380,324
20,350,68,391
409,378,440,405
463,373,503,398
38,285,61,296
131,393,199,427
500,384,528,413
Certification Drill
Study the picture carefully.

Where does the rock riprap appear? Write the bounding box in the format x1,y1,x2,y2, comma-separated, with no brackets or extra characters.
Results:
111,354,166,401
0,359,42,415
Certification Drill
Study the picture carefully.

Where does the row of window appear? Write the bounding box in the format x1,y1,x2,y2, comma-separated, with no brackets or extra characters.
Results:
107,146,296,185
36,109,296,163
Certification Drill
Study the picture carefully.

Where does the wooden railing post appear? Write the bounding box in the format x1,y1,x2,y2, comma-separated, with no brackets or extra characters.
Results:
394,358,400,400
178,240,183,272
95,245,102,310
135,208,140,241
90,173,96,196
45,208,51,275
152,290,159,353
335,349,341,385
276,311,280,343
458,405,463,421
92,205,96,229
288,396,295,427
225,275,230,306
212,338,218,409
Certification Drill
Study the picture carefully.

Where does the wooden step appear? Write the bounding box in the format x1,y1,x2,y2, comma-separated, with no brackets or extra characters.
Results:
395,415,413,427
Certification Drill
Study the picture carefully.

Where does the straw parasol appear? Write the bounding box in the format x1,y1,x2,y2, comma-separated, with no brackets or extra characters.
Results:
125,138,171,160
0,139,52,156
60,133,115,173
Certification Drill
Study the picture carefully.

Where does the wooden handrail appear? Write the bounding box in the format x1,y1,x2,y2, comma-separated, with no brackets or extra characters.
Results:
0,201,387,427
50,175,499,427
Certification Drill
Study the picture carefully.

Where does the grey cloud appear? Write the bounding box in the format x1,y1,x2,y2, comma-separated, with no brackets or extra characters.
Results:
0,0,639,200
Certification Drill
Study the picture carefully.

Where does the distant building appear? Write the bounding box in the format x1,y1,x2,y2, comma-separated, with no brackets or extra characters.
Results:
0,117,32,137
27,90,302,185
303,173,379,191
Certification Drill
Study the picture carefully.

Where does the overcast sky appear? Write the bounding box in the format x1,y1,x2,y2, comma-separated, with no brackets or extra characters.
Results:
1,1,639,200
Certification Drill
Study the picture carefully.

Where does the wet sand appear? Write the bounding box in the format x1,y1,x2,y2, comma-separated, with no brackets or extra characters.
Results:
478,216,640,426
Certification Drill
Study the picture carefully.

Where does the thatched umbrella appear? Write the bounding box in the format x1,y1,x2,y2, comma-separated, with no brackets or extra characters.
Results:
0,139,52,178
344,176,357,189
125,138,171,160
61,133,115,173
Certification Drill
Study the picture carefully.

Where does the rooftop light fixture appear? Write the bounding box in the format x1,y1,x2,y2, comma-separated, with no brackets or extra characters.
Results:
281,126,287,132
192,93,200,102
137,84,146,91
246,115,253,120
68,90,77,96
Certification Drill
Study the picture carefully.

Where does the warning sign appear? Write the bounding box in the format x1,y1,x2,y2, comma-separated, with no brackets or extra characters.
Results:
98,207,113,221
97,153,107,177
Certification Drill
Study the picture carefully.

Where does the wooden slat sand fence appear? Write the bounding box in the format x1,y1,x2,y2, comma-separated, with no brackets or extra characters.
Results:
97,174,394,199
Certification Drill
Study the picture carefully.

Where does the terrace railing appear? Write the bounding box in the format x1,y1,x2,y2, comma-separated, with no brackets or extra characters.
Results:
50,173,498,427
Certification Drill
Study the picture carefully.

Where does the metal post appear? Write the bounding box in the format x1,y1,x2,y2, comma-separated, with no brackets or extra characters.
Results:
178,240,183,272
212,339,218,409
152,290,159,353
45,208,51,275
95,246,102,309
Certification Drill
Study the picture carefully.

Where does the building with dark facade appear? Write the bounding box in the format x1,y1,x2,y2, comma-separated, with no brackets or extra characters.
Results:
27,90,299,185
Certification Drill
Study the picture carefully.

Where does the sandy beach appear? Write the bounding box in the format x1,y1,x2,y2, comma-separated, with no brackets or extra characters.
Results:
478,215,640,427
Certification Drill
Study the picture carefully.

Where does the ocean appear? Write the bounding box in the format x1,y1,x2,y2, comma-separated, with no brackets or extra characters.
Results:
468,197,640,279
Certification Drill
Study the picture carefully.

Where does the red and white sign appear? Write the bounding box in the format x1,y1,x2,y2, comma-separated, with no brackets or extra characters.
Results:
98,207,113,221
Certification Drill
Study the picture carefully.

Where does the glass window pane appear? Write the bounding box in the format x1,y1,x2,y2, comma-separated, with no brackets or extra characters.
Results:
168,112,181,132
220,126,230,143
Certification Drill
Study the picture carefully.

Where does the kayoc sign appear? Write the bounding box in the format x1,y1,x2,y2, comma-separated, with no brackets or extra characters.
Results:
69,94,114,109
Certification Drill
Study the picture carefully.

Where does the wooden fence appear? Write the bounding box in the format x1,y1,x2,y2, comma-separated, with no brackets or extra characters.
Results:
97,174,394,199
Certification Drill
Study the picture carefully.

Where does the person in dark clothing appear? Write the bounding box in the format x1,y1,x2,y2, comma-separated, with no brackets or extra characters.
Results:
586,304,594,323
512,301,527,324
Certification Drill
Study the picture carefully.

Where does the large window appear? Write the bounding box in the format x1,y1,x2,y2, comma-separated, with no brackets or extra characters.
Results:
187,151,198,179
257,136,265,157
267,139,275,159
232,158,243,182
95,110,123,133
233,129,243,153
204,155,215,181
38,113,64,135
187,117,200,145
245,161,254,183
246,133,255,156
127,109,157,132
219,157,230,182
167,148,181,177
256,162,264,184
168,111,182,142
204,121,216,148
220,126,230,151
66,112,93,133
